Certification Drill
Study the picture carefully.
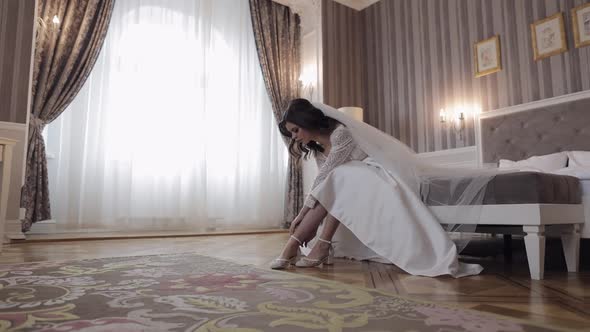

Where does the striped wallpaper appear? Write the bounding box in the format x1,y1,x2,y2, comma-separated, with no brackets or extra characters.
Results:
0,0,36,124
322,0,365,111
323,0,590,152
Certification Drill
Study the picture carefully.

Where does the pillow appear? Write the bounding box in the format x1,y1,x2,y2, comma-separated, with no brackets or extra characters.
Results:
498,152,568,172
567,151,590,168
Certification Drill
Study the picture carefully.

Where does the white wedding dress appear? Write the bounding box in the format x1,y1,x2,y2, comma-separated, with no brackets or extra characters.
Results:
304,103,485,278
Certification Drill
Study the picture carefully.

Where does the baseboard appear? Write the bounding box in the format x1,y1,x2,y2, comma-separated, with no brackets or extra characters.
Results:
26,219,56,235
3,208,28,242
0,121,27,131
4,219,26,242
22,228,288,242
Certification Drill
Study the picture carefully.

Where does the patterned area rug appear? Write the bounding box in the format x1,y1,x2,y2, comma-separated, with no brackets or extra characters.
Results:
0,253,562,331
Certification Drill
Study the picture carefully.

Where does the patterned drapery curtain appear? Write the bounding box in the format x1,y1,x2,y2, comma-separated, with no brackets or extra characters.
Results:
249,0,302,226
21,0,115,232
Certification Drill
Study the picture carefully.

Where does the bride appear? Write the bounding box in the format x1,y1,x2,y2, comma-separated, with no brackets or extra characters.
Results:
270,98,485,278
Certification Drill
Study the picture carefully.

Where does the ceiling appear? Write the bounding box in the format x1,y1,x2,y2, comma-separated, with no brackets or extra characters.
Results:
332,0,380,11
273,0,379,12
271,0,380,34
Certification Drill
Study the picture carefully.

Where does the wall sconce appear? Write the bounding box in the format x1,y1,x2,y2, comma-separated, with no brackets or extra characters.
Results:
36,14,61,36
440,108,466,141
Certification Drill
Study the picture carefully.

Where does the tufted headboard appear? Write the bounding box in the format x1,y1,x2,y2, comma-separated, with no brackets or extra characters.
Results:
477,91,590,166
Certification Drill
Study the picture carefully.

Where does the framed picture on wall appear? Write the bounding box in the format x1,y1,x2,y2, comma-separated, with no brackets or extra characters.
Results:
572,2,590,48
530,12,567,60
474,35,501,78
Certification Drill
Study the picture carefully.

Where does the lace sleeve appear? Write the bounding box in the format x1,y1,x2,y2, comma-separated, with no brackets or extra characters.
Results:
304,126,356,208
303,155,325,208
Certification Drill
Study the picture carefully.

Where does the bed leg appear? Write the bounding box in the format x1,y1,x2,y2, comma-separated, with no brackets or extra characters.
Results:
561,224,580,273
523,226,545,280
503,234,512,262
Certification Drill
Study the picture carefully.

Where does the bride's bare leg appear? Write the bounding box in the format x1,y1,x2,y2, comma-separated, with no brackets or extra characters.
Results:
305,213,340,261
277,204,328,260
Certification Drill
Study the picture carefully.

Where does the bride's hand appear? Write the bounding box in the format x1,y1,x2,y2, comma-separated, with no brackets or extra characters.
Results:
289,214,303,234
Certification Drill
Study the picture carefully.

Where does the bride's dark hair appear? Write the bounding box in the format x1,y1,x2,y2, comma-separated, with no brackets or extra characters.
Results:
279,98,340,160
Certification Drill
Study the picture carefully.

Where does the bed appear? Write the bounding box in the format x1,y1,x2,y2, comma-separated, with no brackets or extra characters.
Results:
424,90,590,280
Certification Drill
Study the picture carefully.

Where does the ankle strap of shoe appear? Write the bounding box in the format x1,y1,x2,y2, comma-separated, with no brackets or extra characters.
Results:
317,238,332,244
290,235,302,245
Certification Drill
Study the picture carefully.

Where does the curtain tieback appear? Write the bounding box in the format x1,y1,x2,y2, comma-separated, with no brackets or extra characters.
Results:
29,116,46,129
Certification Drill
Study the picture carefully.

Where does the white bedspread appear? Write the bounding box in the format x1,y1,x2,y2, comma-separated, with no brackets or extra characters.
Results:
549,167,590,181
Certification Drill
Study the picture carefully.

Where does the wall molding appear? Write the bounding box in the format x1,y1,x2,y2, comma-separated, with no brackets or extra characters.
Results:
4,220,26,241
25,219,56,235
3,207,26,243
0,121,27,132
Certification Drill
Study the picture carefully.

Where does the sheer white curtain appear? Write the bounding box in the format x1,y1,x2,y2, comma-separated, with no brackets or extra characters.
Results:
45,0,288,232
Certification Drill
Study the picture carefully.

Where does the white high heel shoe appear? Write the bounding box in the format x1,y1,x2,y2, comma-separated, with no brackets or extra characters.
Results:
295,238,334,268
270,235,302,270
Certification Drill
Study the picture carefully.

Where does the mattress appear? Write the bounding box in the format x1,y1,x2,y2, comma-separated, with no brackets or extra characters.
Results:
581,180,590,238
581,179,590,196
421,171,582,206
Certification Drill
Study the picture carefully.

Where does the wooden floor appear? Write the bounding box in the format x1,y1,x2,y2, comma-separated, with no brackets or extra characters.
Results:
1,232,589,330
